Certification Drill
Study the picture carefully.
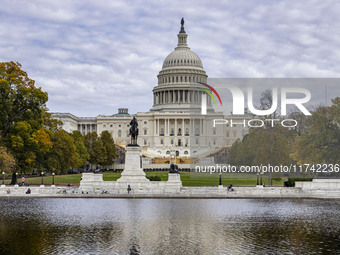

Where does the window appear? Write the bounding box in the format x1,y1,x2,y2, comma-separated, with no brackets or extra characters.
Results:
185,120,189,124
144,121,147,124
213,128,216,135
103,124,106,127
196,139,199,145
178,120,182,124
110,124,113,127
171,128,174,136
144,129,147,135
178,128,181,135
118,130,122,137
213,140,216,145
184,151,188,155
160,128,164,136
171,139,174,145
166,151,170,155
185,128,189,135
186,139,188,145
160,139,164,145
110,131,113,137
227,132,229,137
144,140,147,145
171,120,174,124
195,128,199,136
119,125,121,127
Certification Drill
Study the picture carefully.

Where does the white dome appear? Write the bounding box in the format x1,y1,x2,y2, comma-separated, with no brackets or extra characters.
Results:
162,48,203,69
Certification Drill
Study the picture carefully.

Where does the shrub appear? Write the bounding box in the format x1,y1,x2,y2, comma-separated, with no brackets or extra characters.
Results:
147,175,161,181
286,177,313,187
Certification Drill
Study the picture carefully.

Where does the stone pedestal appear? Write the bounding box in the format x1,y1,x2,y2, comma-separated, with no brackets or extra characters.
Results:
166,173,182,192
117,146,149,183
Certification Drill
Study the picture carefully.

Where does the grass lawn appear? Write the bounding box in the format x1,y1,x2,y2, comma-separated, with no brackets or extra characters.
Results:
4,171,285,186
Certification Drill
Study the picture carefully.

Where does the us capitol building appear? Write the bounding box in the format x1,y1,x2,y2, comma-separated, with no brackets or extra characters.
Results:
52,20,249,158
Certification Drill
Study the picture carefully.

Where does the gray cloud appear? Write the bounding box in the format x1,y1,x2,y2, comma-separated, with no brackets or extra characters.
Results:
0,0,339,116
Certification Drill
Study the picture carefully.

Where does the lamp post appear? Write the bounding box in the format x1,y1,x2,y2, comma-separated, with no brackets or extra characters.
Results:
52,172,55,186
257,173,259,186
219,173,222,186
2,172,5,185
260,172,263,186
41,172,44,186
15,172,18,185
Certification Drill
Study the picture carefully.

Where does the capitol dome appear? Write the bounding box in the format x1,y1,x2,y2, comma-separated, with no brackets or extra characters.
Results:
151,18,211,113
162,48,203,69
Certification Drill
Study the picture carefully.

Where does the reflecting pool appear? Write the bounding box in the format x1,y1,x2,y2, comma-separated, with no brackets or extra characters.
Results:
0,198,340,254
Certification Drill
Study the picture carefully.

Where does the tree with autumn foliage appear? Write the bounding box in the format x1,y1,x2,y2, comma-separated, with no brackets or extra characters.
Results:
0,61,56,173
0,146,16,173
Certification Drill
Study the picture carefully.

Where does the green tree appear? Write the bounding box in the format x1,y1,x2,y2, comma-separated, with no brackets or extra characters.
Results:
100,131,117,166
46,130,76,174
84,132,106,165
0,61,48,144
71,130,89,168
0,61,54,173
293,97,340,164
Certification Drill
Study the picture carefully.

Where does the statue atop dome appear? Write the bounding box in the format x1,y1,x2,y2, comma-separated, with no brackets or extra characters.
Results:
180,17,185,33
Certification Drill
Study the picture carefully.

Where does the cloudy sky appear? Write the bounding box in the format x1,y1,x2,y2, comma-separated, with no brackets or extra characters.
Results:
1,0,340,116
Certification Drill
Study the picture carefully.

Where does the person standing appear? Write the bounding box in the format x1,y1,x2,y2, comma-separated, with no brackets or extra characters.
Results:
21,176,25,185
127,185,132,194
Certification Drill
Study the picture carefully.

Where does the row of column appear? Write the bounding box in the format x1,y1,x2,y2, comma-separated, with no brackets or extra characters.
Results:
159,75,205,84
153,118,204,136
78,124,97,134
154,90,211,105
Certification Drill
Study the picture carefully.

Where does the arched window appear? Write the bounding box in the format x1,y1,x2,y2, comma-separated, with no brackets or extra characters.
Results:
184,151,188,155
176,77,178,82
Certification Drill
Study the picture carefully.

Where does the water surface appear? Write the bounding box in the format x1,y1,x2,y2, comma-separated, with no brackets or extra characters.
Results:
0,198,340,255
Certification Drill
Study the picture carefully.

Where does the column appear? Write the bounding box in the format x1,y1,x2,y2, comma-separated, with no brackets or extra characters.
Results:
154,119,156,135
165,118,167,135
175,119,177,136
167,119,170,135
157,119,160,135
182,118,185,136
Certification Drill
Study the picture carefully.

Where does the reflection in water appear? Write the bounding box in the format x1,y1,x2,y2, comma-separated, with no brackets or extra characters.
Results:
0,198,340,254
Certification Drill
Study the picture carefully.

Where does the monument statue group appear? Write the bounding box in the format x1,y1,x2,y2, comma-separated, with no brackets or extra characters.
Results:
79,116,182,194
